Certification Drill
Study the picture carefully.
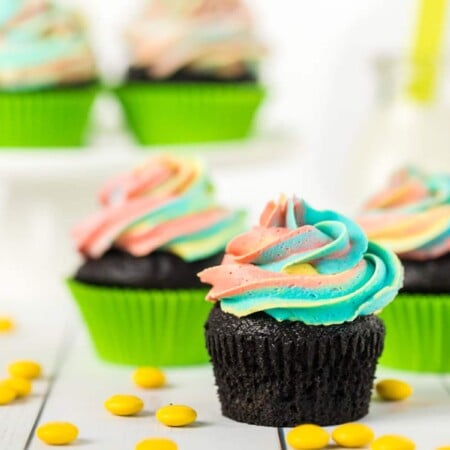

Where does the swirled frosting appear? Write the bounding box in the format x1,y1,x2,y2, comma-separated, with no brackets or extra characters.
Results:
358,168,450,261
0,0,96,91
199,195,402,325
73,155,245,262
127,0,265,79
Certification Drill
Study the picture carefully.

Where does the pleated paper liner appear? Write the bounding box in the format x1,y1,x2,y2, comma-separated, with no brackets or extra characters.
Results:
0,84,99,148
379,293,450,373
205,305,385,427
114,82,266,144
67,279,212,366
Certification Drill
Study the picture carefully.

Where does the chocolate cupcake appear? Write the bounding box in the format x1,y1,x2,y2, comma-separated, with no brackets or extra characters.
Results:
358,167,450,372
0,0,98,147
67,154,245,366
115,0,266,144
199,195,402,427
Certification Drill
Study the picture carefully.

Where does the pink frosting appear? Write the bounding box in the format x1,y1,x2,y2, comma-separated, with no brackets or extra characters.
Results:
73,155,244,261
358,168,450,260
127,0,265,79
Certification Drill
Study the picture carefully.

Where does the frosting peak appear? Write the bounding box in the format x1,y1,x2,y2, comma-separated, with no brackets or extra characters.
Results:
0,0,96,91
127,0,265,79
199,195,403,325
74,155,245,261
358,168,450,260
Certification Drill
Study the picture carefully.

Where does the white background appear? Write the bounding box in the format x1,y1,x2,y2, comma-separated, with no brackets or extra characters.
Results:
3,0,449,306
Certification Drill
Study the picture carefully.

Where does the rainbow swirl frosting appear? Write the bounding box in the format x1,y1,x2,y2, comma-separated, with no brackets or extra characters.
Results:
358,168,450,261
0,0,96,91
73,155,245,262
127,0,265,79
199,195,402,325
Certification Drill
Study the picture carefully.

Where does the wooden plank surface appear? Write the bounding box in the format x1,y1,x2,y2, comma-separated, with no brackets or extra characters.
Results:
0,306,69,450
282,369,450,449
28,330,281,450
2,305,450,450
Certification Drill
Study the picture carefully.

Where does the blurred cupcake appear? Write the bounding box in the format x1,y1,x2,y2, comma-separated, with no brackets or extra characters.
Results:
358,167,450,372
0,0,98,147
116,0,266,144
67,154,245,366
199,195,402,426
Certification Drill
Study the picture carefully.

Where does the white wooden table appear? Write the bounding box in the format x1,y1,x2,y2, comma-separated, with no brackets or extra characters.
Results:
1,302,449,450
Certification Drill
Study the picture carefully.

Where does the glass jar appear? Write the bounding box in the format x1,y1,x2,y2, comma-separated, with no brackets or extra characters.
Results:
344,56,450,213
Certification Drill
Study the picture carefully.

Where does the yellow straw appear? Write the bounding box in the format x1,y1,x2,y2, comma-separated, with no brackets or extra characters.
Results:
406,0,448,102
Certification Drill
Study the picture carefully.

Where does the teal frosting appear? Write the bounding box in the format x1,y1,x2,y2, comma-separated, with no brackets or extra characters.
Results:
200,197,404,325
0,0,96,91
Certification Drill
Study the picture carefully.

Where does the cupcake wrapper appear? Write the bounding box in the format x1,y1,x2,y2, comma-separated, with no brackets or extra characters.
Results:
114,83,265,144
67,279,212,366
379,293,450,373
0,85,98,148
205,306,385,427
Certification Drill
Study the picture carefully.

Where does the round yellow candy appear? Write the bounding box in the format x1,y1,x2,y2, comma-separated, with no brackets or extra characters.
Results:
135,438,178,450
133,367,166,389
376,379,413,401
436,447,450,450
332,423,374,448
0,317,14,333
286,424,329,450
0,386,16,405
156,404,197,427
371,435,415,450
8,360,42,380
0,378,32,398
36,422,78,445
104,394,144,416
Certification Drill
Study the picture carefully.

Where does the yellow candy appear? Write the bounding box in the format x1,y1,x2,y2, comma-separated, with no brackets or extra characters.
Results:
286,424,329,450
371,435,415,450
436,447,450,450
8,360,42,379
376,379,413,401
135,438,178,450
0,386,16,405
104,394,144,416
133,367,166,389
0,378,32,397
0,317,14,332
156,404,197,427
36,422,78,445
332,423,374,448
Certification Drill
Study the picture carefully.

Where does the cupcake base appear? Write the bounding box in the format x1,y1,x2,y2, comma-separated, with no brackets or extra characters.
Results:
67,279,212,366
205,305,385,427
0,83,98,148
379,293,450,373
115,82,265,145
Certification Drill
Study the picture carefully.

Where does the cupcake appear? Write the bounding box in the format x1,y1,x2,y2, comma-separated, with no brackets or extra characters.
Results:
115,0,266,144
67,154,245,366
0,0,98,147
199,195,402,427
358,167,450,372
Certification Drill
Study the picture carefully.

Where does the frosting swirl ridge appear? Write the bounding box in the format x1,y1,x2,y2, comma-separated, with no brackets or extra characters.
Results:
199,195,402,325
0,0,96,90
74,155,245,262
127,0,265,79
358,168,450,260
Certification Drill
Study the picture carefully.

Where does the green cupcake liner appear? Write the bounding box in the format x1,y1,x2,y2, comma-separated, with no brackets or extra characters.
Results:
379,293,450,373
0,84,99,148
114,82,266,145
67,279,213,366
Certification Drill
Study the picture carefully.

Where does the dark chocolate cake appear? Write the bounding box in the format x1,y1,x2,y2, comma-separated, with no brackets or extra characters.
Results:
401,253,450,293
75,248,224,289
205,304,385,427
